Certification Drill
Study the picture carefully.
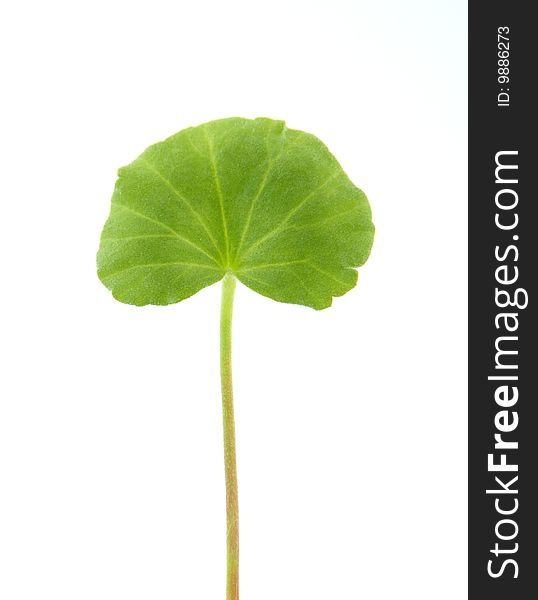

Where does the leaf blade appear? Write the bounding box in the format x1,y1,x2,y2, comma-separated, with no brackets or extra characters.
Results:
97,117,374,308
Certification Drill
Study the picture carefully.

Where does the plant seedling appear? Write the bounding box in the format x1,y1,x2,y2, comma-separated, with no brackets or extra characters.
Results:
97,117,374,599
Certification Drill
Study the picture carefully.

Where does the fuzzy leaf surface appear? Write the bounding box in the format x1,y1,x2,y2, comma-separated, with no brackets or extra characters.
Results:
97,117,374,309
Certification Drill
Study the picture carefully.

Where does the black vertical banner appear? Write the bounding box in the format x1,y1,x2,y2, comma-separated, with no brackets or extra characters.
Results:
469,1,537,598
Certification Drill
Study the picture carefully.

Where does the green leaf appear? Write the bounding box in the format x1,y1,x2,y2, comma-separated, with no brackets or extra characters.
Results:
97,117,374,309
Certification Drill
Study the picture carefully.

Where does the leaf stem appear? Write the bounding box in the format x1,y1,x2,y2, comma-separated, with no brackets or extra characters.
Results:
220,272,239,600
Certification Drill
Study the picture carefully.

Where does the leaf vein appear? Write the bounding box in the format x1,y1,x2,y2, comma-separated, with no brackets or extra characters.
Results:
234,131,286,260
241,171,340,259
102,261,220,280
282,206,363,231
111,202,219,264
138,156,225,263
203,125,231,264
307,262,349,287
238,259,307,272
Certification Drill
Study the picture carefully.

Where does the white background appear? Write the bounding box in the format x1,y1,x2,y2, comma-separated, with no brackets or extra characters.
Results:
0,1,467,598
